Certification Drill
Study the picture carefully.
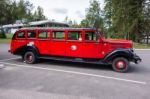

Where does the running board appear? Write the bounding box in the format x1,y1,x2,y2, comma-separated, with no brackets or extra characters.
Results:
39,56,107,65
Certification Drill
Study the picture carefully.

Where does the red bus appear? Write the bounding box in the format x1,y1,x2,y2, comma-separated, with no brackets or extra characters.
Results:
9,27,141,72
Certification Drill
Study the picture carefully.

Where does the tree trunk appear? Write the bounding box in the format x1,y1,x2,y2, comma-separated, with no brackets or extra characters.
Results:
146,33,149,44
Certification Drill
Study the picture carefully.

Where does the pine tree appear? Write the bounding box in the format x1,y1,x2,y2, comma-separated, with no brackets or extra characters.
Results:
80,0,105,32
104,0,146,42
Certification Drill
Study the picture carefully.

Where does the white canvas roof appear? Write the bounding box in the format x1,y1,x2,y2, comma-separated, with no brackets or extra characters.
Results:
2,24,25,28
29,20,68,26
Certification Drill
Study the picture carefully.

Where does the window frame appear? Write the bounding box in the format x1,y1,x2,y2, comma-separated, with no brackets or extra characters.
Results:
67,31,82,42
27,30,37,39
16,30,26,39
52,31,65,41
84,31,99,42
38,30,50,40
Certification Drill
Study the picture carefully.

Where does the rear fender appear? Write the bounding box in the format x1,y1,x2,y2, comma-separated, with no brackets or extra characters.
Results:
14,45,40,56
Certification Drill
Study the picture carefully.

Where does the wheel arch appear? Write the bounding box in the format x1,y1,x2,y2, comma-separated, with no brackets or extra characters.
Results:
14,45,40,56
103,49,134,63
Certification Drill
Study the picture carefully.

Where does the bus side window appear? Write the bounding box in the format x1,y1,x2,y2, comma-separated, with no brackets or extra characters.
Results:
17,31,25,38
85,32,98,41
28,30,36,38
52,31,65,40
68,31,82,41
38,31,50,39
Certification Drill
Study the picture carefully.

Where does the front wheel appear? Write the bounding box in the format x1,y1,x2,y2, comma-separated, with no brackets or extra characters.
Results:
112,57,129,73
24,51,37,64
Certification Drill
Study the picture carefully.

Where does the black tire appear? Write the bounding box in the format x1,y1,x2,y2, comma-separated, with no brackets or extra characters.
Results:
112,57,129,73
24,51,37,64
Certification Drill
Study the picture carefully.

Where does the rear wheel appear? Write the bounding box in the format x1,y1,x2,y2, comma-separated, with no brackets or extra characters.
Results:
112,57,129,73
24,51,37,64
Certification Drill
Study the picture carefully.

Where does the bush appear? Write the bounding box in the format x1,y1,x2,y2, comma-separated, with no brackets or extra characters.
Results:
0,28,6,38
0,33,6,38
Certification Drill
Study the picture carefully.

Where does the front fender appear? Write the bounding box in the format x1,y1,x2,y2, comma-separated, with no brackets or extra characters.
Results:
103,48,134,63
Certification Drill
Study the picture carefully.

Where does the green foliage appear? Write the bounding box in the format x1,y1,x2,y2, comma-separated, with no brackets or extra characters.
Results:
79,0,106,38
33,6,47,21
104,0,149,42
85,0,101,27
80,0,105,30
80,0,150,42
0,0,46,25
143,0,150,44
6,33,13,39
63,16,80,28
0,28,6,38
0,33,6,38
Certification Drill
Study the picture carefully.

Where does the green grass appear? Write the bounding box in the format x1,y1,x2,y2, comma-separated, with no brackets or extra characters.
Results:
6,33,13,39
133,43,150,49
0,33,13,44
0,39,11,43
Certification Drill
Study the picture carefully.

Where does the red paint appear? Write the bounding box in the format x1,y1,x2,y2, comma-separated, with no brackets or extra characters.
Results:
11,30,27,53
10,28,133,59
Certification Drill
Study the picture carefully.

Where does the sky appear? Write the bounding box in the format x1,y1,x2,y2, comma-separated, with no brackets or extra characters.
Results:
25,0,104,23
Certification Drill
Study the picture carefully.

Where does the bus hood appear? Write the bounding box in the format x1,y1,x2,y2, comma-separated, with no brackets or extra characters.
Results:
104,39,133,49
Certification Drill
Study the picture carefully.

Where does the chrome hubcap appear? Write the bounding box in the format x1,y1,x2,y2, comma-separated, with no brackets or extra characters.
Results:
117,62,124,68
115,60,126,69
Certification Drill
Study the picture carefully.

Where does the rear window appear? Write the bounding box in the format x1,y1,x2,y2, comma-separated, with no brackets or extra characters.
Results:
52,31,65,40
27,30,36,38
38,31,50,39
17,31,25,38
